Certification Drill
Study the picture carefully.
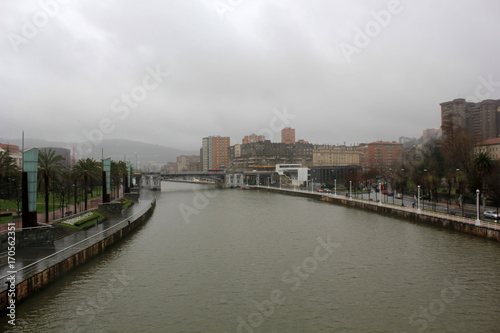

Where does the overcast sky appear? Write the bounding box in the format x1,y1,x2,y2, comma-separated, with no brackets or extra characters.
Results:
1,0,499,152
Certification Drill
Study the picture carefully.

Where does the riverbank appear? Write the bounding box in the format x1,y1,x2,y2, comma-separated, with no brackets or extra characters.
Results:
251,186,500,242
0,189,156,314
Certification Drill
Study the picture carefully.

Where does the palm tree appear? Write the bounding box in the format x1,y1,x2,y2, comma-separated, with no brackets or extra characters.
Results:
111,161,127,199
54,167,73,217
0,149,20,216
38,149,65,222
473,152,493,207
0,150,18,197
73,158,101,210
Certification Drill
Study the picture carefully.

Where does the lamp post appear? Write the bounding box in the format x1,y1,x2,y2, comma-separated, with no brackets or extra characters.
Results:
417,185,421,214
378,183,381,205
349,181,352,200
476,189,481,225
334,179,337,196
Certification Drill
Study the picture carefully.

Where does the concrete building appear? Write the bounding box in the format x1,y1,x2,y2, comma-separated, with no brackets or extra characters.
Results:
281,127,295,144
399,136,413,144
312,144,360,167
163,162,178,173
230,141,313,171
242,134,264,144
359,141,404,171
422,129,441,142
201,136,230,171
310,165,363,187
275,164,308,186
441,98,500,142
474,138,500,160
176,155,201,172
0,144,19,154
0,144,22,169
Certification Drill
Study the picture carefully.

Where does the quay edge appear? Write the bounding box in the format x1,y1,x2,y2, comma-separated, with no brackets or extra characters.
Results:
252,187,500,242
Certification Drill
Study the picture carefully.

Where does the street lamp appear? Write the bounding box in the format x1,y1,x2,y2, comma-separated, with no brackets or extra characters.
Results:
334,179,337,196
475,189,481,225
349,180,352,200
378,183,381,205
417,185,421,214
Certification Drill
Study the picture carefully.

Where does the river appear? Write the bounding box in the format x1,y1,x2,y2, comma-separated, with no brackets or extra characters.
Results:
2,182,499,332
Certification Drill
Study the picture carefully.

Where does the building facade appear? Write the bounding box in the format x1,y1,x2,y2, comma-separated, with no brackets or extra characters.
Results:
441,98,500,142
201,136,230,171
474,138,500,160
312,144,360,166
310,165,363,187
281,127,295,144
359,141,404,170
176,155,201,172
0,144,22,169
242,134,264,144
230,141,313,171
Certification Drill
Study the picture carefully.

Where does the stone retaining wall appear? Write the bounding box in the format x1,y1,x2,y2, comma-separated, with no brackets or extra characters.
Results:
255,187,500,242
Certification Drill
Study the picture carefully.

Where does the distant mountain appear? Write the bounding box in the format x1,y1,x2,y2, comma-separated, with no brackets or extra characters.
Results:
0,137,197,169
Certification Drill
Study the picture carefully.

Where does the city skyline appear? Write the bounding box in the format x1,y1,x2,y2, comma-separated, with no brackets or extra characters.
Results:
1,1,500,151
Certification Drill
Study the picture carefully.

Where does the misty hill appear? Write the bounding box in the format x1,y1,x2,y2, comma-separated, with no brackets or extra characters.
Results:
0,137,197,168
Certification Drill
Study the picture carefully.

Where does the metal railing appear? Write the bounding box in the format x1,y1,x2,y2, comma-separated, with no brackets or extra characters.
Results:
254,186,500,231
0,195,156,292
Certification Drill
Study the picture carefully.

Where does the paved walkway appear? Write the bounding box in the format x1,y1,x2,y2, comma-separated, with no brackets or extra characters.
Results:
0,189,124,232
254,186,500,231
0,189,154,291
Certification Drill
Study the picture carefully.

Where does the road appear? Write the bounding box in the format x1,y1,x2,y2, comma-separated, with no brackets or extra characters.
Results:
313,188,498,221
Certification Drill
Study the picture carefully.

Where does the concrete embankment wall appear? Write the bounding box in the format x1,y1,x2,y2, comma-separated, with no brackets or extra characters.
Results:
254,187,500,242
0,198,156,313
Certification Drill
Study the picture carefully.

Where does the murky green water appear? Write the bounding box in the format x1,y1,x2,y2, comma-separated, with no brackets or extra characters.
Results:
2,182,499,332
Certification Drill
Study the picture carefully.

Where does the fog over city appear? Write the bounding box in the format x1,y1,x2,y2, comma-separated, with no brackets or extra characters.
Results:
1,0,499,150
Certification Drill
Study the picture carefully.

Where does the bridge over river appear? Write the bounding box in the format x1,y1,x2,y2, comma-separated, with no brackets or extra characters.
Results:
139,171,270,190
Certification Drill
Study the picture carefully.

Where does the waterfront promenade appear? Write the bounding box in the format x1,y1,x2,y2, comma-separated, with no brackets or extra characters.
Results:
0,189,155,293
252,185,500,234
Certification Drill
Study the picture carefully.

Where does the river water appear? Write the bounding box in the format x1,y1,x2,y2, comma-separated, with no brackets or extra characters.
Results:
2,182,499,332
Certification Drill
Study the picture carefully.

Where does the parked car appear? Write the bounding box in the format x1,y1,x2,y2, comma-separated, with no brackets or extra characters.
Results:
483,211,499,220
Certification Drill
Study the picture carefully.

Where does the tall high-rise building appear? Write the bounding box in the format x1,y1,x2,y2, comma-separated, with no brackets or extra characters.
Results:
201,136,230,171
281,127,295,144
441,98,500,142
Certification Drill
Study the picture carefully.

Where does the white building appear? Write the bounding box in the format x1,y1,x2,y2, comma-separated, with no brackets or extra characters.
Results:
275,164,309,186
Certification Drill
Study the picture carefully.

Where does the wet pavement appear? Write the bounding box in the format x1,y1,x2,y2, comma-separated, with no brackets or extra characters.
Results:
0,189,155,291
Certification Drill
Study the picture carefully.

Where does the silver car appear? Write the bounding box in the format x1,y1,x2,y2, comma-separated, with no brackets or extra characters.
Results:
483,211,499,220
